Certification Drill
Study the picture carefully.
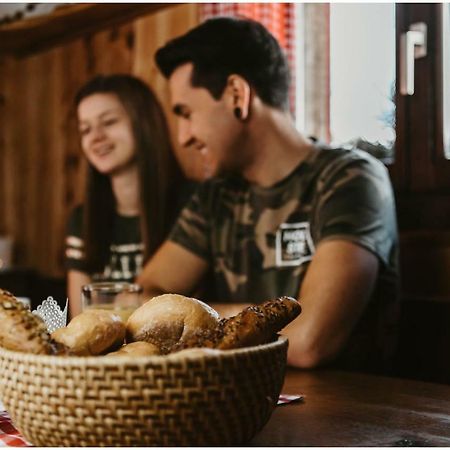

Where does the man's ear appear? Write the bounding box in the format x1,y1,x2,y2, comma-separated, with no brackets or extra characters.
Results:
226,74,251,120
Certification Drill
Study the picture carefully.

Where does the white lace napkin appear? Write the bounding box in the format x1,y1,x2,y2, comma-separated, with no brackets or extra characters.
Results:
32,296,68,333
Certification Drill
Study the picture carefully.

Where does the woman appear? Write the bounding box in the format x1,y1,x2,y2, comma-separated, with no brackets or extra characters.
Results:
65,74,188,318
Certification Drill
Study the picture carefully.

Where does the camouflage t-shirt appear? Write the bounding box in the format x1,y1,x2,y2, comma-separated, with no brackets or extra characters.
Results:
169,145,400,373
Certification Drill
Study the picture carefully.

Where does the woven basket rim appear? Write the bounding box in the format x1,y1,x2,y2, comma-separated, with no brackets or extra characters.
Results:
0,336,288,366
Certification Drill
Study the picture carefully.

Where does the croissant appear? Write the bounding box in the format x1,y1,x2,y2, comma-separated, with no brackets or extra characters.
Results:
0,289,56,354
172,296,301,352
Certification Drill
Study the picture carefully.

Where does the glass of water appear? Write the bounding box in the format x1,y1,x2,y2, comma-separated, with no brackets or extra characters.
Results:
81,282,143,322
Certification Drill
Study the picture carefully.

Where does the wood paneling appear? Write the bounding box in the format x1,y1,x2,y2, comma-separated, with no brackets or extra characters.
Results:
133,4,206,181
395,299,450,384
400,230,450,301
0,4,200,278
396,193,450,230
0,4,176,56
396,229,450,383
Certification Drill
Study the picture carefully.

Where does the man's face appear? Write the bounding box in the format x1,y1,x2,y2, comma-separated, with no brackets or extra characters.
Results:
169,63,245,177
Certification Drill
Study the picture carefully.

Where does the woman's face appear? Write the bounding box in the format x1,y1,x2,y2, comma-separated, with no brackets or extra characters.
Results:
77,93,136,176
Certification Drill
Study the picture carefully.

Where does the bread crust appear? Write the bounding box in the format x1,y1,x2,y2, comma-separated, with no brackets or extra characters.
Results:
52,309,126,356
0,289,54,354
126,294,220,353
172,296,301,351
1,290,299,357
219,296,301,349
106,341,160,357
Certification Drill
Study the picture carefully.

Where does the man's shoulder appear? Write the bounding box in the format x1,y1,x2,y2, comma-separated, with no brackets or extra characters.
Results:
312,144,389,181
311,142,367,162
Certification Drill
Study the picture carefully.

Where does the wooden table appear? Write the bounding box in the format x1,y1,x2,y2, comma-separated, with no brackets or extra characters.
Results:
251,369,450,446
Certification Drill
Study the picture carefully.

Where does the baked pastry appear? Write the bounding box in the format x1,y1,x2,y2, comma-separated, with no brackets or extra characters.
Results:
106,341,160,357
172,296,301,351
218,296,301,349
126,294,220,353
52,309,126,356
0,289,55,354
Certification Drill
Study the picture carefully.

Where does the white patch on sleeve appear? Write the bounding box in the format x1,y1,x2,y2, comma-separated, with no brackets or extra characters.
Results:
275,222,315,267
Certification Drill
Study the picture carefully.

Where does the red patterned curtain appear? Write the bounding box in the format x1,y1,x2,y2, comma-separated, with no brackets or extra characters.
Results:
199,3,296,117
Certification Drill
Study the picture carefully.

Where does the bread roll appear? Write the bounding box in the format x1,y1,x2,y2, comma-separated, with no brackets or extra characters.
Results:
217,296,301,349
126,294,220,353
52,309,125,356
0,289,54,354
106,341,160,357
172,296,302,351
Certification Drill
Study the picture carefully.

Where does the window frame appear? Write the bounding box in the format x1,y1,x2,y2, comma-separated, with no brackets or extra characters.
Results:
392,4,448,192
393,4,450,231
296,3,449,226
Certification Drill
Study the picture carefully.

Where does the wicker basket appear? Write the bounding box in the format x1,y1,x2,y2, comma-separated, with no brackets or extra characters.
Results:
0,337,287,446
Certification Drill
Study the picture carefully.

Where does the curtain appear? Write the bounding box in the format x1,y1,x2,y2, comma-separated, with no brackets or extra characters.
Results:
199,3,296,117
302,3,330,142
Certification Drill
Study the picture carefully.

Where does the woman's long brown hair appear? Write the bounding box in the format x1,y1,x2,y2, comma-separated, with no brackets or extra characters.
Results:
74,75,186,273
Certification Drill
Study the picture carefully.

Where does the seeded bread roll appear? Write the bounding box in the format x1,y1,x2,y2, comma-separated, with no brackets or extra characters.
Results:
218,296,301,349
172,296,301,351
0,289,55,355
126,294,220,353
52,309,126,356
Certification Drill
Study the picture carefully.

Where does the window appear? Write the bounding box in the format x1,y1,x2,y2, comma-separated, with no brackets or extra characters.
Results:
329,4,395,161
297,4,450,199
296,4,395,162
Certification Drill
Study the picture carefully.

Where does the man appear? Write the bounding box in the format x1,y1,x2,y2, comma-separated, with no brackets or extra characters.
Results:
137,17,399,372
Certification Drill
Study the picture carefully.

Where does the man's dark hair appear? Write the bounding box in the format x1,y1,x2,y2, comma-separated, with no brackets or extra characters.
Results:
155,16,290,111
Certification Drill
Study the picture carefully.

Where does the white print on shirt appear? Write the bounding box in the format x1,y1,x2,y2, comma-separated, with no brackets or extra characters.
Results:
101,244,144,281
275,222,315,267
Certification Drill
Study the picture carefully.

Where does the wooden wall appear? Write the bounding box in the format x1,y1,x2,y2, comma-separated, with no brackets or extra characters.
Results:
0,4,201,278
394,230,450,383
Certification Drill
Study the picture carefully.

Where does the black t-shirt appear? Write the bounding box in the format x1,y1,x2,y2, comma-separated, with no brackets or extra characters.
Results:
65,205,143,282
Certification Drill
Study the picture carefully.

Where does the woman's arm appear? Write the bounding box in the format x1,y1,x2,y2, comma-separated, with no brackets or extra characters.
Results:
67,269,90,319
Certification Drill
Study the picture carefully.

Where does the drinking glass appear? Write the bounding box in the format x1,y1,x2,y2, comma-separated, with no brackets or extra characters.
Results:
81,282,143,321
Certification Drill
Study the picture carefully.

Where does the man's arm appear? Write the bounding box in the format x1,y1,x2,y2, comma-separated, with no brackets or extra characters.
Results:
136,241,210,298
282,239,378,368
137,241,250,316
